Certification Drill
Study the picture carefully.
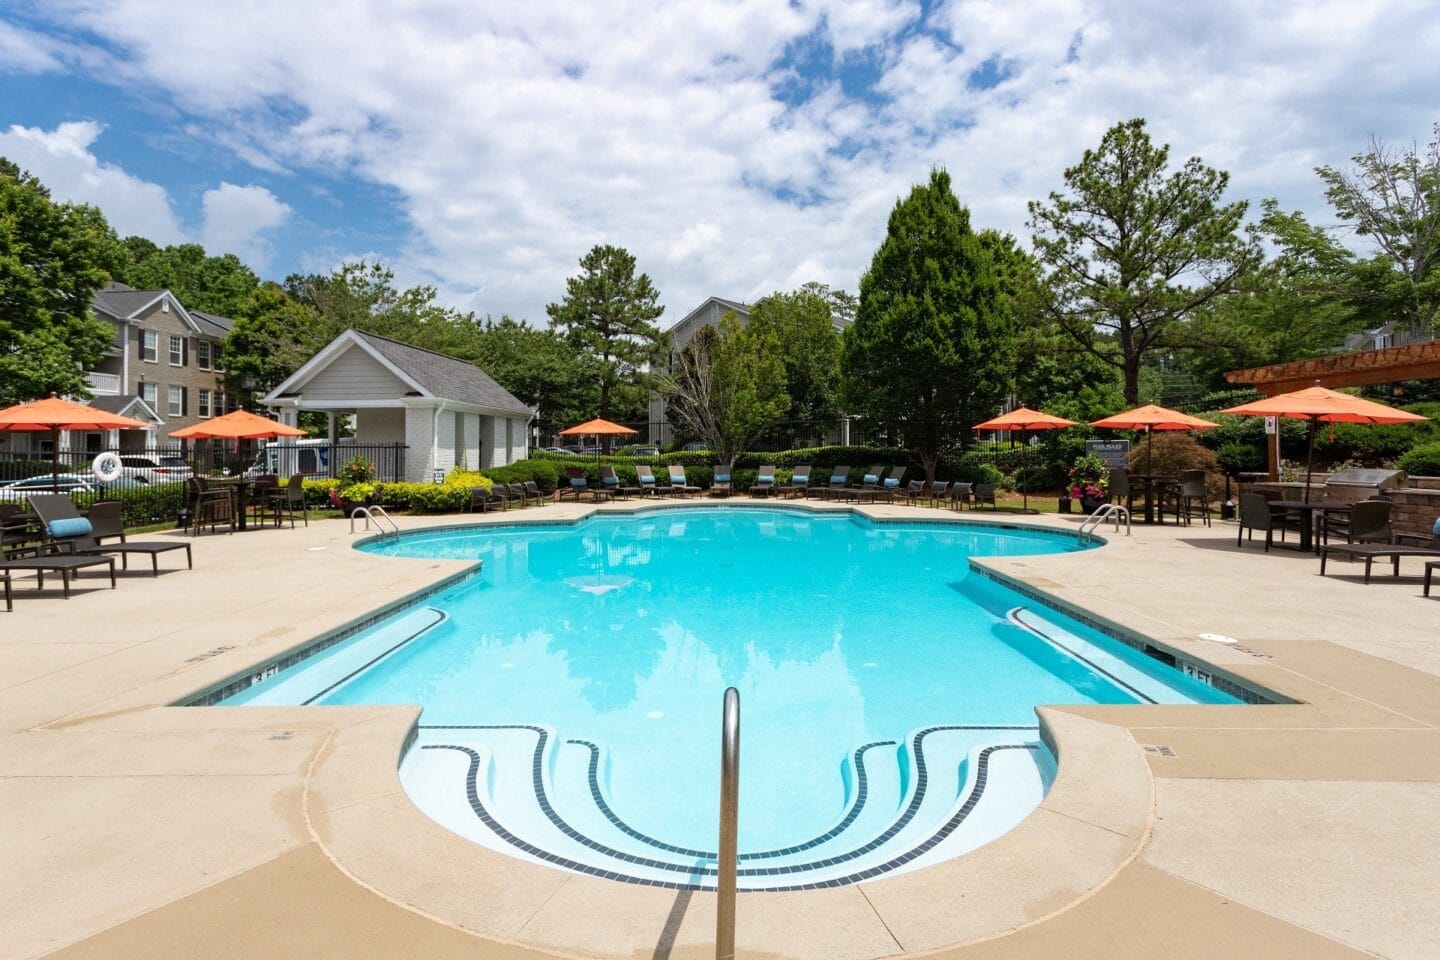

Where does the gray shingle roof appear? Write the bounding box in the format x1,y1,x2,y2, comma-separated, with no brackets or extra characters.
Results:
190,310,234,338
351,330,531,416
93,286,166,319
88,395,160,422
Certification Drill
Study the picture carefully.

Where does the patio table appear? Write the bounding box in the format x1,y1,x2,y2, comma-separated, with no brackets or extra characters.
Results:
1128,474,1178,524
205,476,256,531
1268,500,1352,554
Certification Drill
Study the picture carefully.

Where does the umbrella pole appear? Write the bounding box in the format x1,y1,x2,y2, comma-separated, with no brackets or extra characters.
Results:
1304,419,1317,503
1021,430,1029,513
1146,426,1153,474
52,426,60,493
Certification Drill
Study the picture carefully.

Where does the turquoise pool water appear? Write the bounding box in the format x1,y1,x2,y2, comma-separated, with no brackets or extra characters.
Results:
224,506,1237,888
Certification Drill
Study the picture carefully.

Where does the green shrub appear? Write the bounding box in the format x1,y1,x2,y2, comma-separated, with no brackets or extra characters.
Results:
1398,441,1440,477
1215,441,1264,477
480,459,562,493
76,482,187,527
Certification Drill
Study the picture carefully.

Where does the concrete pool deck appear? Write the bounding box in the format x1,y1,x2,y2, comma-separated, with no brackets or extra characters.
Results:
3,499,1436,959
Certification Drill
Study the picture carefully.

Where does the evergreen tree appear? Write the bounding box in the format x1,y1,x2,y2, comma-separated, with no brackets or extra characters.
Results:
1028,118,1259,404
0,159,121,404
841,168,1014,480
545,244,665,423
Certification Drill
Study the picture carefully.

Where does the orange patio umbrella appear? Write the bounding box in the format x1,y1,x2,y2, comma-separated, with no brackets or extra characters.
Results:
0,395,150,491
558,417,638,459
1090,404,1219,474
1221,386,1429,502
973,407,1078,512
169,409,307,441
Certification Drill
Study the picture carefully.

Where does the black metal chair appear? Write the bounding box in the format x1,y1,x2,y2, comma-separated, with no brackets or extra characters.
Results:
187,477,234,535
1176,470,1213,527
972,482,997,509
1237,491,1287,551
269,474,308,528
949,482,973,510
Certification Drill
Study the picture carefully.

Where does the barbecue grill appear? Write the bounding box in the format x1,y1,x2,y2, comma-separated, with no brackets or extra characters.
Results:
1323,468,1407,504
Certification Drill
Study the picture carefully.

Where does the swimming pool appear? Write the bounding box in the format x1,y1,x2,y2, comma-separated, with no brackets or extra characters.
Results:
221,505,1238,889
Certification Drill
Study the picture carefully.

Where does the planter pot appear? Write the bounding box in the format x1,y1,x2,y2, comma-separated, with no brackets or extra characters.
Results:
1080,494,1110,514
1057,496,1071,515
338,498,370,516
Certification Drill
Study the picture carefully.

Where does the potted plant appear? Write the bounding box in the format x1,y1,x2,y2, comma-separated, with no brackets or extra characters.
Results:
329,481,377,516
1068,453,1111,514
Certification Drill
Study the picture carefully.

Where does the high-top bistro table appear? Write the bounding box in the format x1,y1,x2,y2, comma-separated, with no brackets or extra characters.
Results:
1128,474,1179,524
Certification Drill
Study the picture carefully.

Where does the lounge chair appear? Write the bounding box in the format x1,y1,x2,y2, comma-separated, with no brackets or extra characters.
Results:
470,485,509,512
635,466,667,497
783,466,812,498
560,467,610,502
863,466,906,503
509,482,542,507
29,495,192,577
710,465,733,497
0,553,116,606
667,465,701,497
749,466,777,497
1320,528,1440,583
1236,491,1292,551
600,466,639,499
812,465,851,500
972,482,997,509
849,465,885,500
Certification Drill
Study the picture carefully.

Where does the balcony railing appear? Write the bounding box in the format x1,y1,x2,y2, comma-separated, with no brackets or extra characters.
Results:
85,372,122,395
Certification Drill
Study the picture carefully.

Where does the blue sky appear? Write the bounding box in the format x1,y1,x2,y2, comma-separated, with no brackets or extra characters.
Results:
2,1,1437,325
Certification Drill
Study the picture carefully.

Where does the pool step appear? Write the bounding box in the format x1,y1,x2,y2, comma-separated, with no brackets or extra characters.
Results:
402,723,1046,890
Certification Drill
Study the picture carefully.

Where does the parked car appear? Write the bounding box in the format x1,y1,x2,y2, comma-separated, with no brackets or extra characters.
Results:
0,473,149,502
120,454,193,483
537,446,572,454
681,442,710,452
619,444,661,458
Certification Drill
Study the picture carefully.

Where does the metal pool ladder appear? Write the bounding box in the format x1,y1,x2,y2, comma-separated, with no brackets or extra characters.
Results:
1079,502,1130,538
349,504,400,536
716,687,740,960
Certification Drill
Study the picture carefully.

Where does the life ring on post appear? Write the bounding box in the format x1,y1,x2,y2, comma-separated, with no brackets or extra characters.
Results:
92,451,124,483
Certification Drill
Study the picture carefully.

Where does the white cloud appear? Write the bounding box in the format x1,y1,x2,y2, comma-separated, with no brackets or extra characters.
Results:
0,20,65,72
0,120,186,244
13,0,1440,324
200,182,292,270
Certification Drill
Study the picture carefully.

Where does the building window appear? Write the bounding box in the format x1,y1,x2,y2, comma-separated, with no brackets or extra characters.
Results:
197,340,212,370
167,385,186,417
140,382,158,408
198,389,211,419
212,343,225,372
141,330,158,363
169,334,185,366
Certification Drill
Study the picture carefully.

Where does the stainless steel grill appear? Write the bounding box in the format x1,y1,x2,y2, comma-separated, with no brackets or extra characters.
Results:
1323,468,1407,503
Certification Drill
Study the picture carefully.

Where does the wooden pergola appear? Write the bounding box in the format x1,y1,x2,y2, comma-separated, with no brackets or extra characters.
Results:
1225,340,1440,478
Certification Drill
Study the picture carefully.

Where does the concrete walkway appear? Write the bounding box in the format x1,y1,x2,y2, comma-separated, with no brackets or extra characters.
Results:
3,500,1436,960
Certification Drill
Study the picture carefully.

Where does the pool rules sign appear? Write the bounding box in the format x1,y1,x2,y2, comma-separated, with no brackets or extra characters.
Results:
1085,439,1131,468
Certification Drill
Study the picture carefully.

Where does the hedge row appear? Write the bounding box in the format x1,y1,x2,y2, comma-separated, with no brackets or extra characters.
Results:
531,445,913,473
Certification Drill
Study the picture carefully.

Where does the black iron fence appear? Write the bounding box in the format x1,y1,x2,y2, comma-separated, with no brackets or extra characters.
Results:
0,441,408,493
552,418,890,453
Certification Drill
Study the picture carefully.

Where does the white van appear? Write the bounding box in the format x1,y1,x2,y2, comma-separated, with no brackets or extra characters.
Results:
246,439,334,478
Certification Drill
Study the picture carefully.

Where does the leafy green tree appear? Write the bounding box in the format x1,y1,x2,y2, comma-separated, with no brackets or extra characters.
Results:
464,316,592,437
746,285,843,444
115,241,259,317
0,159,122,404
222,281,325,406
663,313,789,464
545,244,665,423
283,261,476,354
1028,118,1260,404
842,168,1014,480
1312,126,1439,334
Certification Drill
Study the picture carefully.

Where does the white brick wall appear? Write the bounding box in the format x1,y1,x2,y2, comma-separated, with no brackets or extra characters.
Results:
403,408,434,483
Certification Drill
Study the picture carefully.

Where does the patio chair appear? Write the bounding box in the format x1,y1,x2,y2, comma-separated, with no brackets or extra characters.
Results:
748,466,777,497
509,482,542,508
1321,498,1392,546
849,465,885,500
949,482,973,510
1175,470,1212,527
470,485,509,512
0,553,116,605
29,494,192,577
249,474,280,525
524,480,549,506
667,465,701,497
867,466,907,503
710,465,733,497
1,504,36,558
1236,491,1289,552
560,467,610,502
812,465,851,500
635,466,667,497
926,480,952,507
600,466,639,499
1320,527,1440,584
973,483,997,509
783,466,812,498
187,477,233,535
268,474,309,528
900,479,928,506
1109,468,1132,513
